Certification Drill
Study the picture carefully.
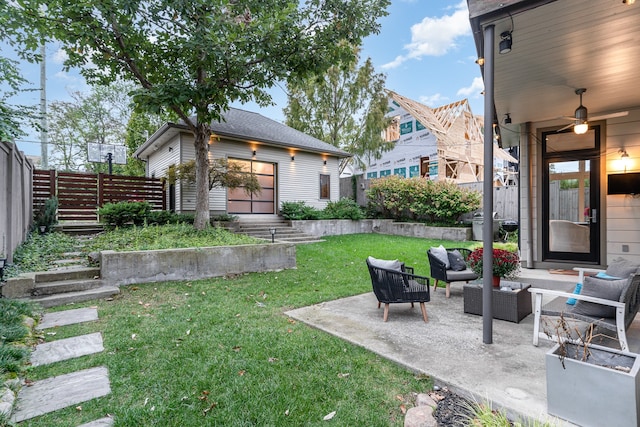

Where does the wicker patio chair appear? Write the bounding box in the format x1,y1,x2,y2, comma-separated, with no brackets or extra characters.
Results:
427,247,478,298
366,258,430,322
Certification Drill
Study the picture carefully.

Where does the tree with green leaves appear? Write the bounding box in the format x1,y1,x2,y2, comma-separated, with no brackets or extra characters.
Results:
47,82,135,172
0,55,38,142
167,158,261,196
7,0,390,229
123,111,169,177
284,54,393,169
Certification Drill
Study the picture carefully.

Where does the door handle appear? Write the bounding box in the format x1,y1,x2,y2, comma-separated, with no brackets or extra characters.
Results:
591,209,597,224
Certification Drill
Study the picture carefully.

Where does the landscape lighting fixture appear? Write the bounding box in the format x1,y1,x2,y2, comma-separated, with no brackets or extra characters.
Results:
269,227,276,243
499,31,512,54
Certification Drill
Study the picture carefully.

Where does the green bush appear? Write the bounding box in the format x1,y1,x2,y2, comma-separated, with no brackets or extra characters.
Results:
145,210,175,225
33,196,58,233
366,176,481,225
322,198,364,220
280,201,322,220
98,201,152,228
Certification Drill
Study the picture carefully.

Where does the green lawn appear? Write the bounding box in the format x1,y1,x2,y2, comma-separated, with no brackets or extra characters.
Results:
23,234,481,426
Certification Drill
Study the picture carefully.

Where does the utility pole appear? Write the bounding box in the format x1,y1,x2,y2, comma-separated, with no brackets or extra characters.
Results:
40,43,48,168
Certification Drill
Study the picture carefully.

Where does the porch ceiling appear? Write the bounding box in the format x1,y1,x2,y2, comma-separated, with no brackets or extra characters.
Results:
470,0,640,145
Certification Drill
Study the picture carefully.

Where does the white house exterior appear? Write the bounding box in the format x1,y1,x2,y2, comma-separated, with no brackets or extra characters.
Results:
134,108,349,216
468,0,640,268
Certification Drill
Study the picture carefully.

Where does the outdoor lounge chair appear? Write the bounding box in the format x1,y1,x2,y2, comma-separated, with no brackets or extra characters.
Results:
529,263,640,352
366,257,430,322
427,247,478,298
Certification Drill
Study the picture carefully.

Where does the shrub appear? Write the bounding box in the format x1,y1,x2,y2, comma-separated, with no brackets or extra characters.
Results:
33,197,58,233
98,201,152,228
145,210,175,225
280,201,321,220
366,176,481,225
322,198,364,220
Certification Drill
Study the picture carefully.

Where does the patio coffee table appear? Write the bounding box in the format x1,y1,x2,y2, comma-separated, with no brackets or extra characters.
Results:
463,281,532,323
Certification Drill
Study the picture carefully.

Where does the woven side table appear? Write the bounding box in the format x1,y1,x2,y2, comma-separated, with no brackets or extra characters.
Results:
463,281,532,323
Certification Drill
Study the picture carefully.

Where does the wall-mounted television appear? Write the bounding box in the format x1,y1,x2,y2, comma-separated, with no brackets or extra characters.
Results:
608,172,640,195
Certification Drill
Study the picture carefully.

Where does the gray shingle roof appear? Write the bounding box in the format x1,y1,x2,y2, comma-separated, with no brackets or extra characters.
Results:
207,108,349,156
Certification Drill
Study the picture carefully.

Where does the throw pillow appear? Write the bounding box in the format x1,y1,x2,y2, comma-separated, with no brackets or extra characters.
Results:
566,283,582,306
595,272,622,280
447,250,467,271
606,257,639,279
367,256,402,272
572,276,630,318
430,245,450,269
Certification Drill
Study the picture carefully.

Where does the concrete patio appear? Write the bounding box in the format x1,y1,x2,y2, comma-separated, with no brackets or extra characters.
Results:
286,268,640,426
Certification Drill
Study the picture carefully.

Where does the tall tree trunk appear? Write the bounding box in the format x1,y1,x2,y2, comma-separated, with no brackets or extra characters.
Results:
193,123,211,230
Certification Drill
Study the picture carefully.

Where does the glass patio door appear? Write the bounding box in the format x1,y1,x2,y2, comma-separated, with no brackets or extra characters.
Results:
542,128,600,263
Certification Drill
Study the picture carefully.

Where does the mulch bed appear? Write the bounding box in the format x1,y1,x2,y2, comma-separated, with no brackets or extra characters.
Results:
431,388,475,426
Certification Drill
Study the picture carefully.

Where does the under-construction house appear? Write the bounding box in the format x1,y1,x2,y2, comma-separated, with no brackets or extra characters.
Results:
362,90,517,183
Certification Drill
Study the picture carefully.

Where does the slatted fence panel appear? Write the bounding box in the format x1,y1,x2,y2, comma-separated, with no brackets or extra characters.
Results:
33,170,166,222
33,169,56,210
99,174,165,211
57,172,99,221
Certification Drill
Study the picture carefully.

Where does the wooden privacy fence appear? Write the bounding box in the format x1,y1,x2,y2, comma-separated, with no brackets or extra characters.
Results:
33,170,166,222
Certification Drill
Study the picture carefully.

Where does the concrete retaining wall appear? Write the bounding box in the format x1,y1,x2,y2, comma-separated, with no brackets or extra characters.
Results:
290,219,472,241
100,243,296,286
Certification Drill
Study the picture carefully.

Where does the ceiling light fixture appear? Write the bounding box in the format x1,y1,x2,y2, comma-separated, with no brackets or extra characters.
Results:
573,88,589,134
499,31,513,54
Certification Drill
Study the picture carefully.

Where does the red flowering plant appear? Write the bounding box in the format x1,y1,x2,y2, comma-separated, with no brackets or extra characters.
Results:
467,248,520,279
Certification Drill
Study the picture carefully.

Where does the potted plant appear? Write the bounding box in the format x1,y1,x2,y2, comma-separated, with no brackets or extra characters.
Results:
544,315,640,427
467,247,520,287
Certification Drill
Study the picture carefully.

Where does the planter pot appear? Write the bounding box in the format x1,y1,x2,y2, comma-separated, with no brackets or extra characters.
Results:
546,342,640,427
492,275,500,287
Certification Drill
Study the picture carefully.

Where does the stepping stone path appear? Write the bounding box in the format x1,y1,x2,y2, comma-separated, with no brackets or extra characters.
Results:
10,307,114,426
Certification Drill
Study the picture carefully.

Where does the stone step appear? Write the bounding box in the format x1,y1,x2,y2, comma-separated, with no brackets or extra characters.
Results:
77,417,114,427
34,267,101,284
37,307,99,330
11,366,111,422
33,278,106,296
28,286,120,308
30,332,104,367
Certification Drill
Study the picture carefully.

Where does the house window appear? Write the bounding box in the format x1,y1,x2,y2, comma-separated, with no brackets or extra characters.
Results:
320,174,330,199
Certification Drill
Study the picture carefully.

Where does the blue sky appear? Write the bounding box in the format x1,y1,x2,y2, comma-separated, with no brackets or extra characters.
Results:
10,0,484,156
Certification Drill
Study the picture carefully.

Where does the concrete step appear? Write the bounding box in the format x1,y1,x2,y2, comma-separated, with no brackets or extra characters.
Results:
37,307,99,330
30,332,104,367
28,286,120,308
11,366,111,422
33,278,106,296
34,267,101,284
53,223,105,236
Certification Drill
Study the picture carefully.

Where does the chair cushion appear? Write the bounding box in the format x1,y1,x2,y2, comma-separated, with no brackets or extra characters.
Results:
430,245,450,269
446,269,478,282
447,250,467,271
606,257,639,279
572,276,630,318
367,256,402,271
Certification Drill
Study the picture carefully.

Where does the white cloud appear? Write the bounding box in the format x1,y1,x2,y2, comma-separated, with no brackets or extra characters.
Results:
382,1,471,69
456,76,484,97
51,48,68,64
419,93,448,107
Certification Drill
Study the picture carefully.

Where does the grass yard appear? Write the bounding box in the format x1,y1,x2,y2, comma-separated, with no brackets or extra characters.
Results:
21,233,479,426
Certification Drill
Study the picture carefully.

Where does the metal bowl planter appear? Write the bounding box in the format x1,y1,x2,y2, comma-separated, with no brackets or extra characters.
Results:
545,341,640,427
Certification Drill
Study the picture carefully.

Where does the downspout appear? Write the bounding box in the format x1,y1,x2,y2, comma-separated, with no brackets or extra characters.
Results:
482,24,495,344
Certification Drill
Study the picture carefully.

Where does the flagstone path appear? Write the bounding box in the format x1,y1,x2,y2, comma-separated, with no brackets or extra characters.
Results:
10,307,114,426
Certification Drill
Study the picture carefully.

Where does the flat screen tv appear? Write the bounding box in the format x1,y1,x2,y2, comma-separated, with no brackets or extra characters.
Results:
608,172,640,195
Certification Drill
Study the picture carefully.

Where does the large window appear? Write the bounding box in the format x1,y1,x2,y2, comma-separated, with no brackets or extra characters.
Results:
320,174,330,199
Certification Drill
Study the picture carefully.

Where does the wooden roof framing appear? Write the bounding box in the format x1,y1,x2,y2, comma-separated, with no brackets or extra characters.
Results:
385,90,516,182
